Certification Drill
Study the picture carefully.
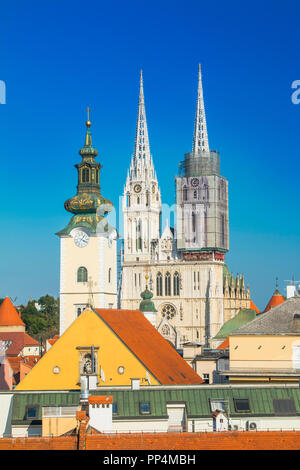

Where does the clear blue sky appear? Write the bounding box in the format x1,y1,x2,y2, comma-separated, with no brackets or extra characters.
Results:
1,0,300,310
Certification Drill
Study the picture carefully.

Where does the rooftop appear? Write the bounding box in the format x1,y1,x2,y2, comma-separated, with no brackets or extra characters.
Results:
231,295,300,335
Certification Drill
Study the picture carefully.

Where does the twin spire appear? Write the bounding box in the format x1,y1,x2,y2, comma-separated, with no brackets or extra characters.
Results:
133,70,152,164
192,64,210,154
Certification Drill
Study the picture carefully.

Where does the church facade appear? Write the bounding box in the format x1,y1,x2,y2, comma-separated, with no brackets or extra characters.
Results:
120,66,251,347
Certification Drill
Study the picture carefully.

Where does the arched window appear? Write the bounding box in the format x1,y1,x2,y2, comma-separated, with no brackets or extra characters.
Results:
183,186,187,201
193,190,197,199
108,268,112,283
156,272,163,296
77,266,88,283
165,272,171,296
173,272,180,296
82,168,90,183
95,169,99,184
136,220,142,251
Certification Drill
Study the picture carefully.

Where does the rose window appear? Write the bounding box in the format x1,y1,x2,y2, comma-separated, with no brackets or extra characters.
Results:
161,304,176,320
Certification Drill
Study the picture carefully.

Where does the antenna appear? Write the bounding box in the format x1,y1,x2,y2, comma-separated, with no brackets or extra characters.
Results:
284,276,300,285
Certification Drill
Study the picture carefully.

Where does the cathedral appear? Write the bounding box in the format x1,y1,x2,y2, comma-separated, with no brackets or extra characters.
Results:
57,66,251,345
120,66,251,347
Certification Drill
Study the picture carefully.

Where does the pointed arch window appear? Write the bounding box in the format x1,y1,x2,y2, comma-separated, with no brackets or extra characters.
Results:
165,272,171,296
173,272,180,296
183,186,187,201
136,220,142,251
156,272,163,296
82,168,90,183
77,266,88,283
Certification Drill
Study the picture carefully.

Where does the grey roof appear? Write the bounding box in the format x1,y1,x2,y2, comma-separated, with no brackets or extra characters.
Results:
231,296,300,335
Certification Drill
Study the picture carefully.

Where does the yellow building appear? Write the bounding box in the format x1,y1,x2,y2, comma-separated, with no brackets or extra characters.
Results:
223,294,300,383
15,307,203,391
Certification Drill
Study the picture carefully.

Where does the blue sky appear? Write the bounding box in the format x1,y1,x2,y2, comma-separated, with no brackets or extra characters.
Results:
0,0,300,310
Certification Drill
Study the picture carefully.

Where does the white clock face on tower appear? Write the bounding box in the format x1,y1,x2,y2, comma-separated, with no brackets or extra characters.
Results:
74,231,89,248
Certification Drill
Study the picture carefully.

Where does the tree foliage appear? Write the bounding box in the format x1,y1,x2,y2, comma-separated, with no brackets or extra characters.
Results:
20,295,59,341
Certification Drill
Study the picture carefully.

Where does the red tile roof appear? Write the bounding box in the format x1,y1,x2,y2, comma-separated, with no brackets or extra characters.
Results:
217,338,229,350
47,335,59,346
88,395,113,405
250,300,260,314
264,289,285,312
94,308,204,385
0,298,25,327
0,332,38,356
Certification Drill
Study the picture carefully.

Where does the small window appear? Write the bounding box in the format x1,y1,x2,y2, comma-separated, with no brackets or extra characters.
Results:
273,399,296,416
77,266,88,283
27,406,38,419
233,398,251,413
140,402,151,415
210,399,227,413
112,403,118,415
203,373,210,384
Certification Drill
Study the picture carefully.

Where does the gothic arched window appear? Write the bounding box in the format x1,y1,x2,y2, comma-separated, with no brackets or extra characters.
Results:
165,272,171,296
156,272,163,296
77,266,88,283
173,272,180,296
183,186,187,201
136,220,142,251
82,168,90,183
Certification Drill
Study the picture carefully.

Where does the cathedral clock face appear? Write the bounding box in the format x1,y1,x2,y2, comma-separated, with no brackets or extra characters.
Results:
134,184,142,193
191,178,199,187
74,231,89,248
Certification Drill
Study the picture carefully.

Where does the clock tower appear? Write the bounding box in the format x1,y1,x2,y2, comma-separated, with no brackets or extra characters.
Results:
57,111,117,335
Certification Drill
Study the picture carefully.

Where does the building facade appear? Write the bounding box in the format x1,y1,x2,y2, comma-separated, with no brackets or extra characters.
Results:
120,66,251,347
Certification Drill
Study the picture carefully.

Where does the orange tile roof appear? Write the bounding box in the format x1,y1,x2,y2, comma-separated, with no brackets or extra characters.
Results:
217,338,229,349
250,300,260,314
0,332,38,356
264,289,285,312
94,308,204,385
47,335,59,346
0,298,25,327
88,395,113,405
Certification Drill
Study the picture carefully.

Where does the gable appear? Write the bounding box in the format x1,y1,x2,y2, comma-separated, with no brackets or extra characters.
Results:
15,309,158,390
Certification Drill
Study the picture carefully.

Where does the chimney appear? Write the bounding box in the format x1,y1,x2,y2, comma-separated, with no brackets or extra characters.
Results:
292,314,300,332
80,375,89,401
287,285,296,299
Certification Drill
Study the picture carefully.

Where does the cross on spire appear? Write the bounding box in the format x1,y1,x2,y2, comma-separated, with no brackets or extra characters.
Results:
192,64,210,154
86,106,91,122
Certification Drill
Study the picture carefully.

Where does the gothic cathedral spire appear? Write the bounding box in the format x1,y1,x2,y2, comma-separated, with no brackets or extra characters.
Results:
192,64,210,154
122,71,161,264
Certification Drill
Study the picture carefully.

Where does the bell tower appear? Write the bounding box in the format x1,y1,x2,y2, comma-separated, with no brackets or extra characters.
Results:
57,110,117,334
122,71,162,263
176,65,229,260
